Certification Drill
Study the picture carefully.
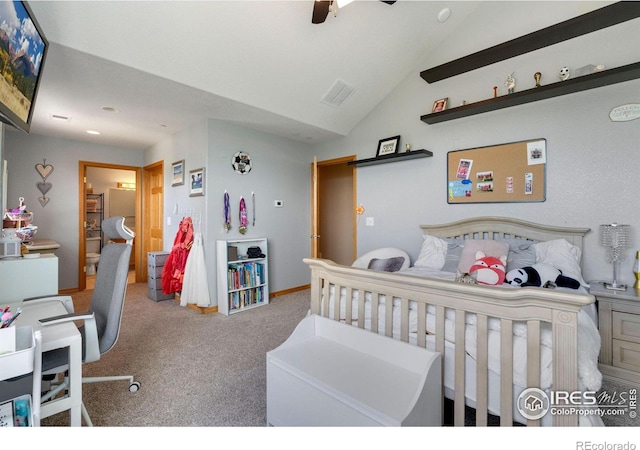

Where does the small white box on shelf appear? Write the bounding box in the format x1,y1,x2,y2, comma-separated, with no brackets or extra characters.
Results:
575,64,597,77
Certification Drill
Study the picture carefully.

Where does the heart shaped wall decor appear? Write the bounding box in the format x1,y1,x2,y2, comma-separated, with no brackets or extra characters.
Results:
36,181,52,195
35,162,54,180
38,197,50,207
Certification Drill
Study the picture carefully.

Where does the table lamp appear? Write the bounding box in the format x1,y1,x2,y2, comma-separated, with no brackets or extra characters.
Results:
599,223,630,291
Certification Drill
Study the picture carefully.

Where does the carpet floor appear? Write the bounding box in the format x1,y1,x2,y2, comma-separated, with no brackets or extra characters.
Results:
41,283,310,426
39,282,638,428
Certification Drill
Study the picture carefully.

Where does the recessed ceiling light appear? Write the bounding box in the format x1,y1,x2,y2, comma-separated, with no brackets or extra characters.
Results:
102,106,120,113
86,130,101,135
49,113,71,123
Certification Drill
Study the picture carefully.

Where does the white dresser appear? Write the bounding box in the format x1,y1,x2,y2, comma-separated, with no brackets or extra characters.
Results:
0,254,58,303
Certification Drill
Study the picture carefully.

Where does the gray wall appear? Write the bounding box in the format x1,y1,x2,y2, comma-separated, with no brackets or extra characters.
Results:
3,7,639,296
4,130,143,289
310,17,640,287
205,120,311,296
145,118,311,307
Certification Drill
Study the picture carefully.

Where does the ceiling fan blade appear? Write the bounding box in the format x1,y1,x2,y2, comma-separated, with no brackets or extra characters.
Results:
312,1,331,24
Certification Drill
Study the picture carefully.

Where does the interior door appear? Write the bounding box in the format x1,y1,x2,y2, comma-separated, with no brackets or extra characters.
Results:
311,156,357,265
143,161,164,280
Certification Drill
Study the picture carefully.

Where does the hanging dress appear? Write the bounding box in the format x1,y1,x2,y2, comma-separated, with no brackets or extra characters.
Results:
161,217,194,295
180,231,211,307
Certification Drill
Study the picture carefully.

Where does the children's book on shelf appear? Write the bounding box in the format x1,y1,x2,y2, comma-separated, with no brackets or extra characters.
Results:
0,394,33,427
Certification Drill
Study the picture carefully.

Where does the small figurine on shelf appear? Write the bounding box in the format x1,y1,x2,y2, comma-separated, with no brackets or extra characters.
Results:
534,72,542,88
505,72,515,94
405,143,411,153
493,86,498,98
558,66,571,81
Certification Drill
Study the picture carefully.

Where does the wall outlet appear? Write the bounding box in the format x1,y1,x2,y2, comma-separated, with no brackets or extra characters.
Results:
274,200,284,207
366,217,374,226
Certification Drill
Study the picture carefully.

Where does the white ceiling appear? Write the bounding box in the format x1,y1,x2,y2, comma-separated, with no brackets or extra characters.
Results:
15,0,614,150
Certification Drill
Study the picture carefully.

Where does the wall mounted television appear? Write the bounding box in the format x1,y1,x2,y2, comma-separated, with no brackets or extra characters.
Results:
0,1,48,134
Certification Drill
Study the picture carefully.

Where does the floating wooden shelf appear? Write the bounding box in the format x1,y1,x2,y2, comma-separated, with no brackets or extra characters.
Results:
420,2,640,83
419,2,640,125
421,61,640,125
348,149,433,167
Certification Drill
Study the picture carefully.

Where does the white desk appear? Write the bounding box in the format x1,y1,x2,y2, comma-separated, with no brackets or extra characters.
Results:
12,299,82,426
0,255,58,303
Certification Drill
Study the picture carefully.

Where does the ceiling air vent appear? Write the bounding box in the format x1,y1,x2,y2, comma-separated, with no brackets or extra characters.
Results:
321,79,356,107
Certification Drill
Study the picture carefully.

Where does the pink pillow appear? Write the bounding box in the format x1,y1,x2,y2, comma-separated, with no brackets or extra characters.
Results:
457,240,510,274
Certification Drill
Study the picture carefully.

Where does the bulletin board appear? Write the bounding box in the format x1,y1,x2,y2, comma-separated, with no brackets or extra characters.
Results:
447,138,546,204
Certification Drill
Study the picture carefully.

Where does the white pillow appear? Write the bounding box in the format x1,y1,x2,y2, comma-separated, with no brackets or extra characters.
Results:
533,239,587,287
414,235,447,269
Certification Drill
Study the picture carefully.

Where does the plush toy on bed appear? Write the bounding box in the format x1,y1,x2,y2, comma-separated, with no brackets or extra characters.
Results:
468,251,507,285
504,263,581,289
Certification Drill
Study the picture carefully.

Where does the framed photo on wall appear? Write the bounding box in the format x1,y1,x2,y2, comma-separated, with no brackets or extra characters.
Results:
189,168,205,197
432,97,448,113
376,135,401,157
171,160,185,186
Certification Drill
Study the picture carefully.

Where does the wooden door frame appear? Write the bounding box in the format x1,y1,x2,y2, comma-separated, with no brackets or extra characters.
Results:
142,161,164,281
78,161,142,291
311,155,357,261
311,156,318,258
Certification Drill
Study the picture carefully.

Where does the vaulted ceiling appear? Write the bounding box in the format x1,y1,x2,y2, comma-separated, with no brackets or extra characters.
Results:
19,1,614,150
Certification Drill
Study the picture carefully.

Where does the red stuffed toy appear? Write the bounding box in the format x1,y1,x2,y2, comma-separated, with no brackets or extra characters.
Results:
468,251,507,285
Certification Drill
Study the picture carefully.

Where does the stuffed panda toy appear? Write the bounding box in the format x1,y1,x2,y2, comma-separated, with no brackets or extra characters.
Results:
504,263,580,289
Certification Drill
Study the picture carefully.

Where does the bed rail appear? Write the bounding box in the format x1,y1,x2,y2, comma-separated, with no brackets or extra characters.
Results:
420,216,590,250
303,257,596,426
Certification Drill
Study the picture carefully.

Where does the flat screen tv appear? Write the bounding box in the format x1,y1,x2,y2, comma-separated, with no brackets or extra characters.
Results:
0,1,48,134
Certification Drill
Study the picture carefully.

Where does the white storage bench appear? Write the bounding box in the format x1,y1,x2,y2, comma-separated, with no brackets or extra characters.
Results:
266,314,441,426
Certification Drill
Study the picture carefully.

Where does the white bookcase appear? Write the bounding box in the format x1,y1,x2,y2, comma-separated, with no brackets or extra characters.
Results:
216,238,269,316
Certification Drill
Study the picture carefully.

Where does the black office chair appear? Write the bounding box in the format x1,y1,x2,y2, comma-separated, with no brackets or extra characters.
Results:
33,216,140,426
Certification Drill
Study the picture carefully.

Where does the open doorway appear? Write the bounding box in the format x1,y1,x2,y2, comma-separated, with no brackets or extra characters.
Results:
79,161,142,291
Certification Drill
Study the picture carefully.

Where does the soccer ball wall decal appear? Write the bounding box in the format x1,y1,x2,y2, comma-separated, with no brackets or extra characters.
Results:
232,151,252,174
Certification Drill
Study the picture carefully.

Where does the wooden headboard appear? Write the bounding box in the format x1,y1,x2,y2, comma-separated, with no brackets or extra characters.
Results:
420,216,590,251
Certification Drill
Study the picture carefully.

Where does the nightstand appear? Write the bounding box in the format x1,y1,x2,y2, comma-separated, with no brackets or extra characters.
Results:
590,281,640,387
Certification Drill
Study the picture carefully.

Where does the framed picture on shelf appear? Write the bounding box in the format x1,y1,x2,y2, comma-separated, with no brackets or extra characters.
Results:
376,135,401,157
432,97,448,113
171,160,185,186
189,168,205,197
